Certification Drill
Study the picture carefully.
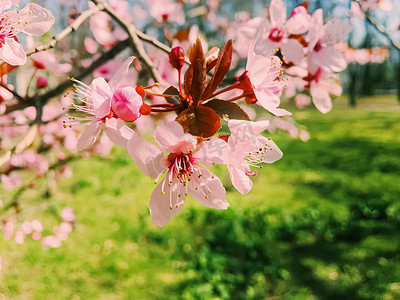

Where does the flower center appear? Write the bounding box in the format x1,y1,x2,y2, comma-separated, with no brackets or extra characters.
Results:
314,40,323,52
167,152,196,183
244,137,275,169
269,26,284,43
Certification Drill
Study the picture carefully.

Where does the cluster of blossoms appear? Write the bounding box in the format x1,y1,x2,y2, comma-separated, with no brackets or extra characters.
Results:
70,37,284,226
226,0,354,114
2,207,75,248
338,44,389,65
0,1,55,65
7,0,391,235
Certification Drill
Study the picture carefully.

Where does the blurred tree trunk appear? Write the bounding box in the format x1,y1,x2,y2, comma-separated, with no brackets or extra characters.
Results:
348,65,357,107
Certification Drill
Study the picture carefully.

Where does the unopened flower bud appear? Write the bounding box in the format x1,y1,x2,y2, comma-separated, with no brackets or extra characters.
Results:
111,86,143,122
291,5,307,17
37,77,48,89
140,103,151,115
169,46,185,70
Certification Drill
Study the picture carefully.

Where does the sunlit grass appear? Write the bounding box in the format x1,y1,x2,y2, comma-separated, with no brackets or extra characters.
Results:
1,95,400,299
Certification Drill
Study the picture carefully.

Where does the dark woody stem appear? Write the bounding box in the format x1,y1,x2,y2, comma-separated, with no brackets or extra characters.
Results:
150,103,179,108
150,105,181,112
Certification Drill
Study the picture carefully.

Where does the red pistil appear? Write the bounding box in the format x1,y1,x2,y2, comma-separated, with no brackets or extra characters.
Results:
269,27,284,43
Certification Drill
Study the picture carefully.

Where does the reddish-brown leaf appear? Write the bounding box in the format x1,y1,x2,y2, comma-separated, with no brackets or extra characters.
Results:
188,37,206,105
204,99,250,121
202,39,233,100
144,83,180,97
175,106,221,138
205,47,219,72
184,64,193,96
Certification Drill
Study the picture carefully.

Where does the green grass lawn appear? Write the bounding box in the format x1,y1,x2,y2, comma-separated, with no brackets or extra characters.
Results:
1,96,400,299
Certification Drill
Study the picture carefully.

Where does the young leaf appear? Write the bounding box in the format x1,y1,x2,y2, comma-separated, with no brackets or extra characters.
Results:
184,64,193,97
205,47,219,72
202,39,233,100
188,37,206,105
144,83,180,97
204,99,250,121
175,106,221,138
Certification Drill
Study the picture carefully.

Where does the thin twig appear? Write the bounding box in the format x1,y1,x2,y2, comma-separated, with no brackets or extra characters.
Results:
1,156,77,215
136,30,191,65
4,39,130,115
91,0,164,83
0,82,24,102
355,0,400,51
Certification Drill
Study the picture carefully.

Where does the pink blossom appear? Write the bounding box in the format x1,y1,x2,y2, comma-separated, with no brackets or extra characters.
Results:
22,221,33,235
3,221,14,239
149,0,185,25
27,36,72,76
70,57,138,149
111,87,142,122
307,10,352,73
0,3,55,65
236,38,290,116
253,0,308,64
31,220,43,232
88,0,129,48
10,150,49,176
359,0,392,11
93,57,136,82
61,207,76,223
84,37,99,54
224,120,283,194
305,68,342,114
127,121,229,226
1,171,22,189
269,118,299,138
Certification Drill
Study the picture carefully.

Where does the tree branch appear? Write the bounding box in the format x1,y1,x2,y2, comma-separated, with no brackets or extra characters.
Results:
136,30,190,65
91,0,164,83
4,39,130,115
355,0,400,51
0,82,24,102
1,156,77,215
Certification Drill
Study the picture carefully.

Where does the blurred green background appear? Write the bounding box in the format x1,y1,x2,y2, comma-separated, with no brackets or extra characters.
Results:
1,96,400,299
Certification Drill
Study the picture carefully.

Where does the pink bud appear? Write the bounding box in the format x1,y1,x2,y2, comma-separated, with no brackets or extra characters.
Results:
37,77,48,89
111,87,143,122
291,6,307,17
169,46,185,70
